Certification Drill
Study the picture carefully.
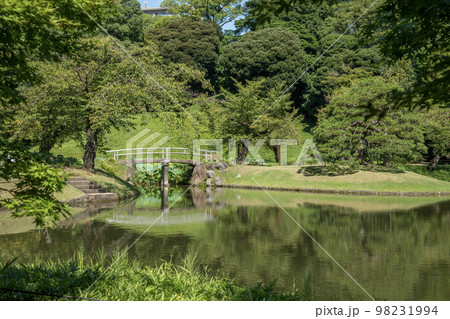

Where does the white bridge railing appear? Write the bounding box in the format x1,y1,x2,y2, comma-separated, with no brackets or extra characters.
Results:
106,147,218,162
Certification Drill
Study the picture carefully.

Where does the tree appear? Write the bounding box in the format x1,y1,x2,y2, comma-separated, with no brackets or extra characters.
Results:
147,18,222,83
9,60,84,154
218,80,302,164
10,37,206,172
422,109,450,171
217,28,308,108
104,0,144,45
237,0,385,117
0,0,113,227
245,0,449,111
0,0,114,106
364,0,449,111
161,0,244,27
236,0,332,54
0,140,69,228
314,78,427,167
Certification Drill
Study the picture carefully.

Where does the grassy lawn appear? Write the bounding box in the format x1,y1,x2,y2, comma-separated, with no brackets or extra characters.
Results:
221,165,450,193
54,184,85,202
1,181,84,202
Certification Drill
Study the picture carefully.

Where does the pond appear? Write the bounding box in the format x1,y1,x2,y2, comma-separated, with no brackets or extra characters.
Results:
1,187,449,300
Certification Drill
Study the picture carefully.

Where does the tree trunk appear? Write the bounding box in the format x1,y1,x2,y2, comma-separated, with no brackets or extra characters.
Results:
237,143,248,164
427,153,441,171
83,124,98,172
272,146,280,165
384,156,392,168
39,139,54,154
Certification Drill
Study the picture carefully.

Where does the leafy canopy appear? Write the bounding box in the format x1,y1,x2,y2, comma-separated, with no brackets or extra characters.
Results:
0,0,113,227
218,27,308,107
161,0,244,27
314,78,427,166
0,0,115,106
147,18,222,83
216,80,302,163
245,0,449,111
104,0,144,45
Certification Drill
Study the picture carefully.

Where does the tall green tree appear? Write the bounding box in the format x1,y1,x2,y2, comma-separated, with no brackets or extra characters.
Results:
147,18,222,84
0,0,113,227
0,0,114,106
9,60,84,154
236,0,332,55
238,0,383,117
314,78,427,167
161,0,244,27
104,0,144,45
246,0,449,111
218,80,302,164
10,37,210,171
217,28,309,108
20,38,197,172
422,109,450,171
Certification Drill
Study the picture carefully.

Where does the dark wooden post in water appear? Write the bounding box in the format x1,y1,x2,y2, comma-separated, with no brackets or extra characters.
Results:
161,187,169,211
161,160,170,188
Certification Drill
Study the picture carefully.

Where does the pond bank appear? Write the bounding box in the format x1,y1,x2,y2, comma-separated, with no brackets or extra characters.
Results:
220,184,450,197
219,165,450,196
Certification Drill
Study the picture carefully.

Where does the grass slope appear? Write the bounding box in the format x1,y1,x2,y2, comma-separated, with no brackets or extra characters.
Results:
221,166,450,193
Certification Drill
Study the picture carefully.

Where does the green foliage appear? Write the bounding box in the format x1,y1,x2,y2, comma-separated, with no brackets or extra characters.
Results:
239,0,384,117
403,165,450,183
422,109,450,159
133,168,162,190
132,163,193,192
14,37,200,171
363,0,449,110
237,0,332,54
0,251,305,301
9,59,84,153
147,18,222,83
0,0,114,106
161,0,244,27
104,0,144,45
217,27,308,106
170,163,194,185
0,0,113,228
314,78,427,166
245,0,449,111
216,80,302,163
142,14,179,35
0,139,69,228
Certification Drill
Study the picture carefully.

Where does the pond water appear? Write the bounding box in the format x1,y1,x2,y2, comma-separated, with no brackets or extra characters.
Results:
1,188,449,300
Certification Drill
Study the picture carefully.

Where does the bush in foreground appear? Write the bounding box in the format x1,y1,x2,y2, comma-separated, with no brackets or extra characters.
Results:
0,252,308,301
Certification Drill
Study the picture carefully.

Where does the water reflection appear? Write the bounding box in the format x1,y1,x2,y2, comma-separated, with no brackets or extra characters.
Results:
0,187,449,301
